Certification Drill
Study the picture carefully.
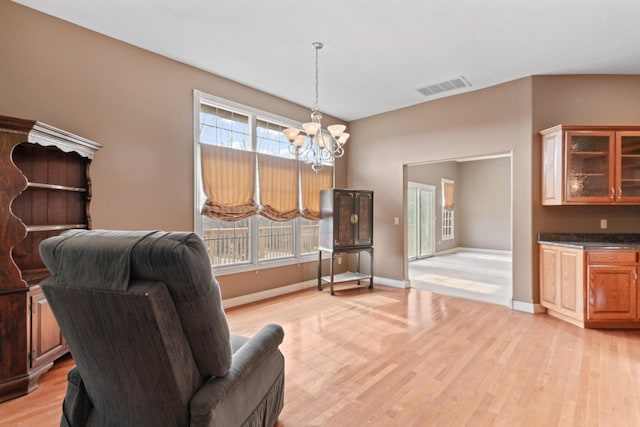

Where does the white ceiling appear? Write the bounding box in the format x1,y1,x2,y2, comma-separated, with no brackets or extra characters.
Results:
13,0,640,121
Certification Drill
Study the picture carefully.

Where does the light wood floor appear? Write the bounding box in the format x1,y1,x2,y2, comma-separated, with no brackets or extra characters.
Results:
3,284,640,426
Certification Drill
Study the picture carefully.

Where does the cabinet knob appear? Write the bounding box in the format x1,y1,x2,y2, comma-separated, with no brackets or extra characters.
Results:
350,214,359,224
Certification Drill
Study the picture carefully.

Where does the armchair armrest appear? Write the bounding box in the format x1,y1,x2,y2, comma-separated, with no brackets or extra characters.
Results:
61,367,93,427
190,323,285,425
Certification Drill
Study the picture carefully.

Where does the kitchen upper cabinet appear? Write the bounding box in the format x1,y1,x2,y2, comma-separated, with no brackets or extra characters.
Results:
616,132,640,203
540,125,640,205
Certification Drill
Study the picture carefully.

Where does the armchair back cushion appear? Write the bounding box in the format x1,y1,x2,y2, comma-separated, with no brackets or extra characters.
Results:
40,230,233,426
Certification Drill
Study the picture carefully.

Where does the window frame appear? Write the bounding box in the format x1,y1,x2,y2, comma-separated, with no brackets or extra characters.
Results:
193,89,331,275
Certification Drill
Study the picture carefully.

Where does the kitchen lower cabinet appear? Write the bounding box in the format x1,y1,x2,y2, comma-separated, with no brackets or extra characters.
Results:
539,245,640,328
586,251,639,328
539,245,584,327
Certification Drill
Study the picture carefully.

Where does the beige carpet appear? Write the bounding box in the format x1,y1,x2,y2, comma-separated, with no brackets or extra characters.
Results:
409,249,512,307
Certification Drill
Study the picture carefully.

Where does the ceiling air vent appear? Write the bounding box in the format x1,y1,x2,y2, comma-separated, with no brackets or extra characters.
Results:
417,76,471,97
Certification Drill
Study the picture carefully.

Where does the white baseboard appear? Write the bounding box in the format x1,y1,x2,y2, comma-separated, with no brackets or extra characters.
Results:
222,279,317,309
222,274,542,315
434,247,511,256
512,300,546,314
222,276,404,308
456,247,512,255
373,276,410,289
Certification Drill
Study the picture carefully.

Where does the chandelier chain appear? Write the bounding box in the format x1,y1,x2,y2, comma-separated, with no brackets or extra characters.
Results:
313,43,320,112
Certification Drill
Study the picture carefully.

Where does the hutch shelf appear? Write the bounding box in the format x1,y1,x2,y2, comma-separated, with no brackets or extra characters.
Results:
0,115,101,402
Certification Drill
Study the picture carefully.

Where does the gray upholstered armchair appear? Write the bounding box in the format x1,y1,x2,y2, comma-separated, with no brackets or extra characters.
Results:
39,230,285,427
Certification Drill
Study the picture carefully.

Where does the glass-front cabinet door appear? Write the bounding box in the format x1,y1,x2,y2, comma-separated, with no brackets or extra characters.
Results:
616,132,640,203
565,131,615,203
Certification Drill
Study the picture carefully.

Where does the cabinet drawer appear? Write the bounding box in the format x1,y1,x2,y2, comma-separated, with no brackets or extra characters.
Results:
587,251,637,264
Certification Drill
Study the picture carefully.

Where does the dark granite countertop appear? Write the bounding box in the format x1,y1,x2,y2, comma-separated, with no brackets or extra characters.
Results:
538,233,640,249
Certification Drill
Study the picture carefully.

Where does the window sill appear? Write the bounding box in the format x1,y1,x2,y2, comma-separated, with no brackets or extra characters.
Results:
212,253,318,276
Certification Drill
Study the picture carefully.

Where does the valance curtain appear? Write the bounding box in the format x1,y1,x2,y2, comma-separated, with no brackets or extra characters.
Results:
200,144,258,221
301,166,333,220
443,180,455,211
200,144,333,222
257,153,300,222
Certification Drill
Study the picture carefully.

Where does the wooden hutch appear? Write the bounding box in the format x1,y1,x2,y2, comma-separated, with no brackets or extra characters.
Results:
318,189,374,295
0,115,101,401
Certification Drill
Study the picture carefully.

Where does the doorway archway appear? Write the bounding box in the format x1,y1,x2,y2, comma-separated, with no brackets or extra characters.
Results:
404,153,513,307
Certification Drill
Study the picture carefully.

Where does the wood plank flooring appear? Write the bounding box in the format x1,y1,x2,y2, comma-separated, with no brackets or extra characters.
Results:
2,285,640,426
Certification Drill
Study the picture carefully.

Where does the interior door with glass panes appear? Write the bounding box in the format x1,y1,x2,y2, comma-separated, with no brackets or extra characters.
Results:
407,183,435,261
419,186,435,258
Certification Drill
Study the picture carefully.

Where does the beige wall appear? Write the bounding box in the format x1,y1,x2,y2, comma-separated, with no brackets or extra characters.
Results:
349,78,534,303
407,157,511,254
0,1,346,299
458,157,511,251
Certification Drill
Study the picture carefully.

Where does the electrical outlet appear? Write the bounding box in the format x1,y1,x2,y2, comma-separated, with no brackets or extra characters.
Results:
394,217,399,225
600,219,607,229
337,257,342,265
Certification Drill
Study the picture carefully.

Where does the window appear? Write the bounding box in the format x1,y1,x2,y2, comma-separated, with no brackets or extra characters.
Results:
194,90,332,271
441,179,455,240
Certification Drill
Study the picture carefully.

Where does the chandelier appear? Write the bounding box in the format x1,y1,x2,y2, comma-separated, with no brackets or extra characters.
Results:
283,42,349,172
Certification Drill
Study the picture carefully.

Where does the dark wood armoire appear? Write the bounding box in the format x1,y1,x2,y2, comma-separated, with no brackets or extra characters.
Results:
318,189,374,295
0,116,101,402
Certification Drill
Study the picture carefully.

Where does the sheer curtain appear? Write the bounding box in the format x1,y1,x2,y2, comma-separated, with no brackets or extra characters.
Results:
200,140,334,222
200,144,258,221
443,180,455,211
257,153,300,221
301,165,333,220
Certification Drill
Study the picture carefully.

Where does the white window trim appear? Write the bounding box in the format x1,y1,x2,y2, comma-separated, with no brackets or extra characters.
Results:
192,90,330,275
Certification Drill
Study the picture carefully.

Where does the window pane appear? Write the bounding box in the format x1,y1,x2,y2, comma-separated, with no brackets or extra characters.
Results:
442,210,454,240
256,119,295,159
407,188,417,259
257,216,294,260
419,189,433,256
200,104,250,150
201,216,250,266
300,218,319,254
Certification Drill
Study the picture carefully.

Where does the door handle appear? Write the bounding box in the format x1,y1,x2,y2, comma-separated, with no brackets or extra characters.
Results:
610,187,615,200
619,187,623,198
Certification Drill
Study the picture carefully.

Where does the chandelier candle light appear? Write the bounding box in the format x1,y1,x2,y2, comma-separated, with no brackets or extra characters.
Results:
283,42,349,172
